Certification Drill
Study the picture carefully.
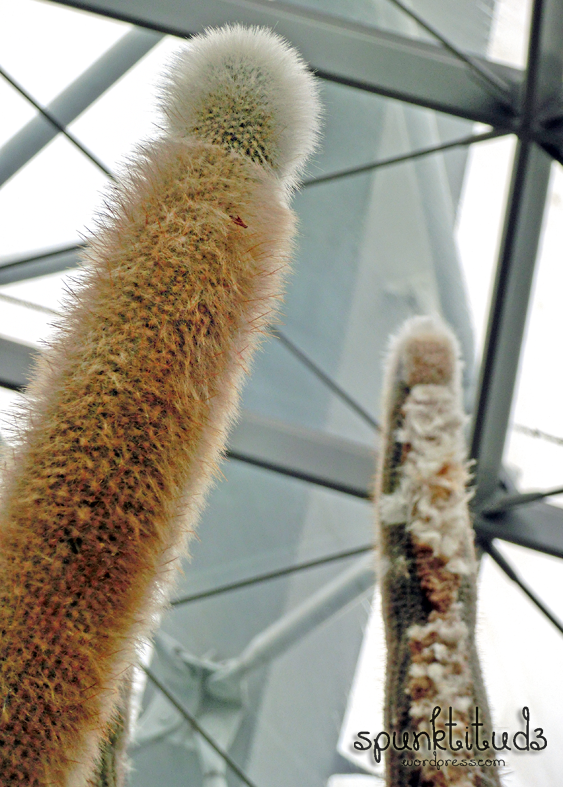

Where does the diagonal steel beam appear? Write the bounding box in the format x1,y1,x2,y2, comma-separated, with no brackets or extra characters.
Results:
471,0,563,502
479,538,563,636
227,411,376,499
470,141,551,500
476,501,563,561
0,245,83,285
0,27,162,188
0,336,38,391
46,0,521,126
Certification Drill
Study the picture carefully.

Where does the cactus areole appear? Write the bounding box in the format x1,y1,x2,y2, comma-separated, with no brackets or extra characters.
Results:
0,26,320,786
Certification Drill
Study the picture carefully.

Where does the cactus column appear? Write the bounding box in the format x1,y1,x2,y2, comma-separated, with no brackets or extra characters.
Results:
0,26,320,786
375,317,501,787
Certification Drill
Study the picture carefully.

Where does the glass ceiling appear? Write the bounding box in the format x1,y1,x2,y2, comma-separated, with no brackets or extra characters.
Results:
1,0,562,786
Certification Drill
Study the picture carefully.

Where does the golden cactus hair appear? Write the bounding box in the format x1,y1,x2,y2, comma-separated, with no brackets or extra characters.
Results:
375,316,500,787
0,25,320,786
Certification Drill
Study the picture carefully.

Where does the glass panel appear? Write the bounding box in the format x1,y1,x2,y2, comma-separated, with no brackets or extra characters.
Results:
0,293,55,346
0,0,129,104
455,132,517,371
476,547,563,787
69,37,186,170
169,461,373,597
491,541,563,629
0,80,35,148
0,2,546,786
488,0,532,68
0,135,108,261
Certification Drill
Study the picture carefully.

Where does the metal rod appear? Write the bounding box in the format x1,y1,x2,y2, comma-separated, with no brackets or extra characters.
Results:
302,129,506,188
142,666,260,787
272,328,379,431
226,449,372,499
480,539,563,637
481,485,563,514
0,243,82,267
384,0,514,107
470,0,554,499
0,29,162,187
513,423,563,447
0,65,114,179
0,292,59,316
171,544,374,606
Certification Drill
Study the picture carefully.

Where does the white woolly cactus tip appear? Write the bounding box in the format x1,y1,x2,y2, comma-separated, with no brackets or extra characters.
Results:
387,314,462,389
160,24,322,189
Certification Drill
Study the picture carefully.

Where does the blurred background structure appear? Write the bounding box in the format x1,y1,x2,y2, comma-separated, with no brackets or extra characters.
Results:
1,1,563,785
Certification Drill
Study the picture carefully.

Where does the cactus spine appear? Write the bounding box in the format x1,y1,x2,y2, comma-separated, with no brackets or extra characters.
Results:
0,26,320,786
375,317,500,787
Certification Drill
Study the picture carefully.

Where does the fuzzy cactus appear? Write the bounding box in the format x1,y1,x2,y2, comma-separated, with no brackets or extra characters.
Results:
0,25,320,786
375,317,500,787
90,671,133,787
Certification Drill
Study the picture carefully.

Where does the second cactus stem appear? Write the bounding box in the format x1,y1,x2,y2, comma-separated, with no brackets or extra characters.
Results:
375,316,501,787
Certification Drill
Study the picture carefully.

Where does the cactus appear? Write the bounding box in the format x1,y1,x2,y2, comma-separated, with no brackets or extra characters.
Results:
375,316,500,787
89,670,133,787
0,25,320,786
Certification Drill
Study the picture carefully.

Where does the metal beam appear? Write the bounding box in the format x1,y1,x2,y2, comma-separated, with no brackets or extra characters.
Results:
0,28,162,187
471,0,563,501
0,245,83,285
170,545,374,607
227,411,375,499
476,501,563,560
470,142,551,500
46,0,521,126
0,337,38,391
